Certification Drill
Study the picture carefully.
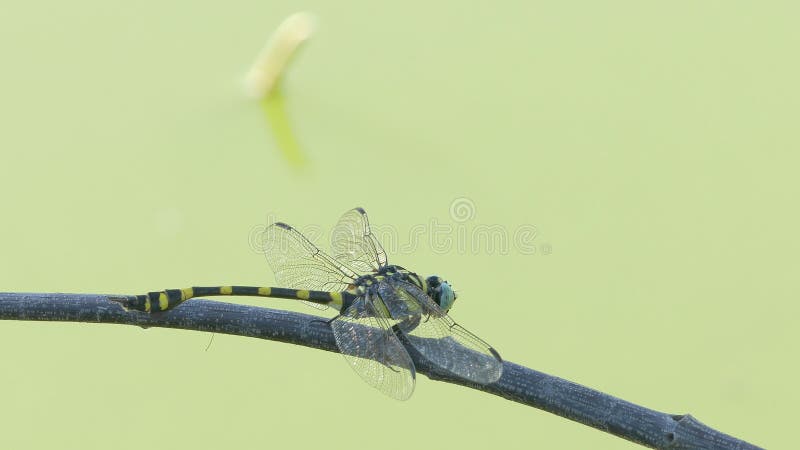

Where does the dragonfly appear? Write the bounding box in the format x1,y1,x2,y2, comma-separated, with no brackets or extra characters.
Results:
113,208,503,399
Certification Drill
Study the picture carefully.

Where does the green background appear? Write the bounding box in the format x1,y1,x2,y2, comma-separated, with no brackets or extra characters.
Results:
0,1,795,448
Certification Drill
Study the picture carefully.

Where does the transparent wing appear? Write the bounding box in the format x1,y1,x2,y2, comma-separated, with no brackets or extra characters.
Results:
386,279,503,384
263,222,358,295
376,279,426,319
331,207,388,273
331,295,416,400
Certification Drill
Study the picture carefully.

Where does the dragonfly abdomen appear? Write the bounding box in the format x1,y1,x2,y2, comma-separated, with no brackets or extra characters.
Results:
117,286,349,312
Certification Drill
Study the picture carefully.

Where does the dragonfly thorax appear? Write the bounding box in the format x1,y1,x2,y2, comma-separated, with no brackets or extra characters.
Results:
351,274,378,296
361,265,458,312
353,265,409,287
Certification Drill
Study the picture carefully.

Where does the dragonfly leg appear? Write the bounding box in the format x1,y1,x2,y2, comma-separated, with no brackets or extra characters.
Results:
309,314,340,327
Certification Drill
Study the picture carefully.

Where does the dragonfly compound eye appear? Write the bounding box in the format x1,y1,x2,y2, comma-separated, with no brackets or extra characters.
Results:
425,275,456,311
438,281,456,311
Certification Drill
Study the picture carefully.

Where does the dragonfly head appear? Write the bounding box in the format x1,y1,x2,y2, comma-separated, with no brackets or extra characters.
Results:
425,275,457,311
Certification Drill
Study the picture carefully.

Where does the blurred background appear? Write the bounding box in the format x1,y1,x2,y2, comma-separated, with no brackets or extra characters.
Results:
0,1,796,448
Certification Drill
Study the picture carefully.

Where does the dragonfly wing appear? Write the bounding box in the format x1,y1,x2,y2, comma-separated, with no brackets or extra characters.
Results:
331,296,415,400
391,280,503,384
263,222,358,292
376,279,426,319
331,207,388,273
403,316,503,384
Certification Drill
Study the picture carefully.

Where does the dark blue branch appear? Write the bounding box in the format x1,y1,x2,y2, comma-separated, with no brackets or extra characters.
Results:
0,292,762,450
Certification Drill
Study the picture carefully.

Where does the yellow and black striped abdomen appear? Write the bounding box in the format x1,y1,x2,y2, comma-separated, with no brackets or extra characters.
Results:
117,286,350,313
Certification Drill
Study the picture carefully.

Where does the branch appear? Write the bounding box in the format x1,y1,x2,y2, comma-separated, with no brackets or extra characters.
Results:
0,292,762,450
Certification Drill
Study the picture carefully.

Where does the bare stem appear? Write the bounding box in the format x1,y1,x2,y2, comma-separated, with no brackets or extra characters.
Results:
0,292,762,450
